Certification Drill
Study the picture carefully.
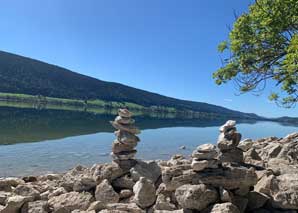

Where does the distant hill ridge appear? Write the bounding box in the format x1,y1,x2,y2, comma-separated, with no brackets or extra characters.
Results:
0,50,259,119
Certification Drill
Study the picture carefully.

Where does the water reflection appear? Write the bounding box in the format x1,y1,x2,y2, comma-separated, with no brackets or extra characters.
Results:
0,106,257,145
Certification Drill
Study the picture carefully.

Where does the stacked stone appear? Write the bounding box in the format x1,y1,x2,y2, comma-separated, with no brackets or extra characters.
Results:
110,109,140,165
217,120,243,163
191,144,219,171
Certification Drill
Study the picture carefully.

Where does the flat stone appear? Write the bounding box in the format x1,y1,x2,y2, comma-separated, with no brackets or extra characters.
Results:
112,140,137,154
110,121,140,135
118,109,132,118
196,144,217,153
163,165,257,191
115,116,135,125
111,150,137,161
191,159,209,171
115,130,140,145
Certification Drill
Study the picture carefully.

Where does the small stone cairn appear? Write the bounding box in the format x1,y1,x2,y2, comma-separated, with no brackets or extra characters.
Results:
217,120,243,164
191,120,243,171
110,109,140,167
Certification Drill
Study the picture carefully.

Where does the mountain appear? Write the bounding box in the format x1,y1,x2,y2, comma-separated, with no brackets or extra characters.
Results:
0,50,260,119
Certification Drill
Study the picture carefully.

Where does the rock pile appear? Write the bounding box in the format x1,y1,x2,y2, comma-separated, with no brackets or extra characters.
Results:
0,117,298,212
110,109,140,168
217,120,243,163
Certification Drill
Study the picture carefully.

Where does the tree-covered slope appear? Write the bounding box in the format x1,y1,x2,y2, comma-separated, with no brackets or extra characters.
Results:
0,50,259,118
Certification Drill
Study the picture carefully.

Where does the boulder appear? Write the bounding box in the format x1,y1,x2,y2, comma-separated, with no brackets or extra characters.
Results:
130,160,161,183
175,184,218,211
13,184,40,201
133,177,156,208
48,191,93,212
1,195,28,213
91,162,129,184
95,179,119,203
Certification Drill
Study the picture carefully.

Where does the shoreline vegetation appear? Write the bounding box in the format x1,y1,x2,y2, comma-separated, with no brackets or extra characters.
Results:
0,92,248,120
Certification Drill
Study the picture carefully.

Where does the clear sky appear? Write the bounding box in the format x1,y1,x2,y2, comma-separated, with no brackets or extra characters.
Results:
0,0,296,117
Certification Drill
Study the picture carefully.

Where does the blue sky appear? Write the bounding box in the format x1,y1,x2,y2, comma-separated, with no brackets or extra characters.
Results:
0,0,296,117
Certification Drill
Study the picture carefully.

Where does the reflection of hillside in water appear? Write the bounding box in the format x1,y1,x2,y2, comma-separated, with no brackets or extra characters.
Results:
0,106,257,145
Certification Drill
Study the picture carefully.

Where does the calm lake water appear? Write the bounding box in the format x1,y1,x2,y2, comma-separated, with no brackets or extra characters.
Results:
0,106,297,177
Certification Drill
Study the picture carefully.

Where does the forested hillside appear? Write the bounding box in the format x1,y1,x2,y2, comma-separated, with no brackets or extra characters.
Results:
0,50,259,119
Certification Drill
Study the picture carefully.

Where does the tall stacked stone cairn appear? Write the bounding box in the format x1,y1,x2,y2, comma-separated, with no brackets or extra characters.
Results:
217,120,243,163
110,109,140,168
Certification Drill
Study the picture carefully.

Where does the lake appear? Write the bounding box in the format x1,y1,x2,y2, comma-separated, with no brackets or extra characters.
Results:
0,106,297,177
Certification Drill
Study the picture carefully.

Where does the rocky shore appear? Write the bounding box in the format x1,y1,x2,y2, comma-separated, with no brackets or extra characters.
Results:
0,110,298,213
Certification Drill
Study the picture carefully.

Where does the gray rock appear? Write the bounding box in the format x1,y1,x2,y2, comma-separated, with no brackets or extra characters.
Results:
112,140,137,154
114,130,140,145
219,187,231,202
118,109,132,118
191,159,209,171
91,162,129,184
0,191,11,206
219,120,236,132
238,139,253,151
21,200,48,213
175,184,218,211
133,177,156,208
48,191,93,212
112,174,136,189
1,195,28,213
153,193,176,211
203,202,240,213
218,148,244,163
119,189,133,199
102,203,145,213
246,191,269,211
95,179,119,203
14,184,40,201
192,144,218,160
130,160,161,183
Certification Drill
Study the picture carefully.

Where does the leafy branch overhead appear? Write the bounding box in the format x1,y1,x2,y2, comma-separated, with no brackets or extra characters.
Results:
213,0,298,107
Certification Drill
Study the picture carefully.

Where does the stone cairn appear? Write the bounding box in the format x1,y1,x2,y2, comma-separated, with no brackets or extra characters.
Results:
191,120,243,171
110,109,140,168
